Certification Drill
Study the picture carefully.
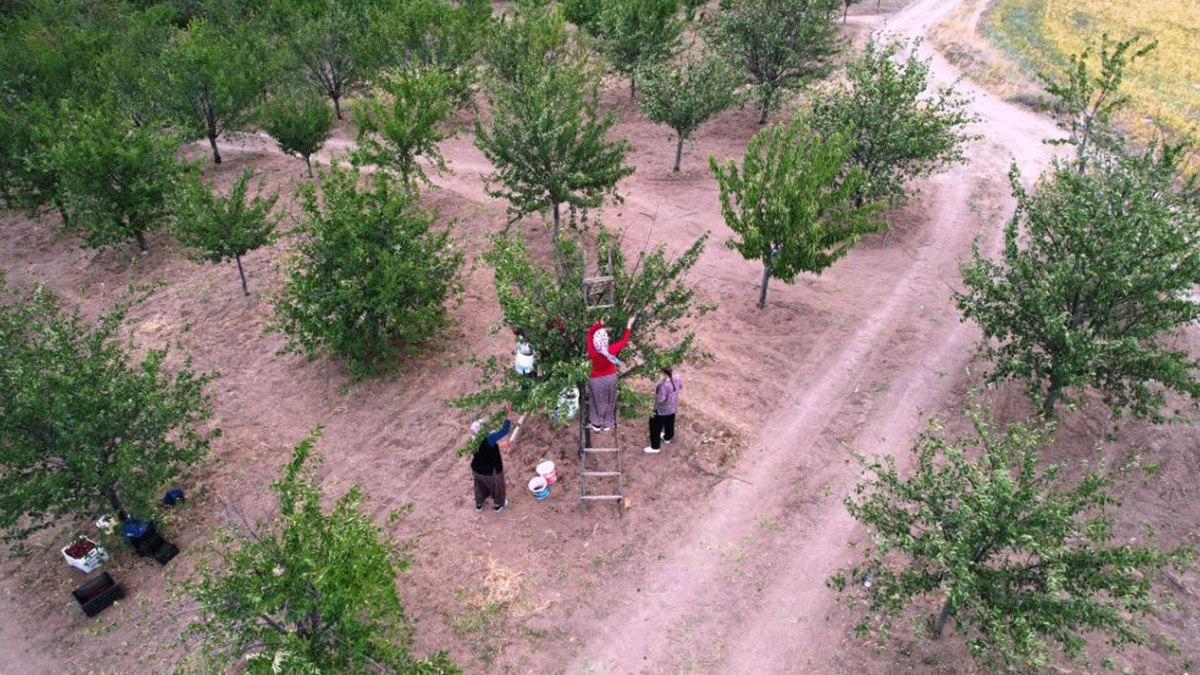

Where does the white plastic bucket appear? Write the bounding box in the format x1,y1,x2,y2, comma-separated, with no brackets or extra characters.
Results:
528,476,550,500
537,460,557,485
515,345,535,374
552,386,579,421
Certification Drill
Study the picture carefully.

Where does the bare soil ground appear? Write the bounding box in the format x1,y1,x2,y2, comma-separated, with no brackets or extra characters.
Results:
1,1,1198,673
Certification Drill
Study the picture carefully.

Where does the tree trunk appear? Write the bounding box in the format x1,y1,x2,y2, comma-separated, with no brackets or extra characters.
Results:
934,599,953,637
260,614,289,635
844,3,850,22
758,261,772,309
1075,132,1091,174
673,136,684,173
758,87,773,125
1041,387,1060,417
332,94,343,121
303,155,314,179
630,74,636,100
235,254,249,296
55,201,70,229
208,134,222,164
135,231,148,255
552,202,561,240
107,487,127,521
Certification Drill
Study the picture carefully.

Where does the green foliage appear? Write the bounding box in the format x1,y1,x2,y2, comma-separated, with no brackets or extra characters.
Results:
810,37,978,207
638,51,742,172
162,17,272,163
352,67,453,185
52,99,183,254
185,430,458,674
171,0,267,27
0,98,68,223
830,407,1191,670
708,0,842,123
479,0,569,88
710,117,882,308
259,90,335,177
286,2,379,120
0,1,114,101
175,169,279,295
561,0,603,31
85,4,177,126
0,3,113,220
596,0,683,98
0,6,172,218
0,274,217,542
476,31,633,238
957,34,1200,418
273,164,463,376
1039,34,1157,170
956,149,1200,419
373,0,488,109
456,228,710,423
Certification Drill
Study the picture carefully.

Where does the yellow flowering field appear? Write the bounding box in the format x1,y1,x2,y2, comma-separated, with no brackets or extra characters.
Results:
985,0,1200,141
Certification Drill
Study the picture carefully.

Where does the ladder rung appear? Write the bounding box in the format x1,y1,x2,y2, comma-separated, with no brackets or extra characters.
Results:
582,471,621,477
583,447,619,453
581,495,623,501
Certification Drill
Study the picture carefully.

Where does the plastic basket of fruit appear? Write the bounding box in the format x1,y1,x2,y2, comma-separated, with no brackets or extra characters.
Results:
61,536,109,573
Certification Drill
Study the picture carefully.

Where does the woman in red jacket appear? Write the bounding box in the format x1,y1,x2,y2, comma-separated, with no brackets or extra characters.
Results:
586,315,634,431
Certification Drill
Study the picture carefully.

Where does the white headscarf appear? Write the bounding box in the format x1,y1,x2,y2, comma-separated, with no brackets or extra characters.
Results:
593,327,621,367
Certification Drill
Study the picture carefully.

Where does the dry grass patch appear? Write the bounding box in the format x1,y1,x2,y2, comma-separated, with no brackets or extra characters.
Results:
685,412,748,479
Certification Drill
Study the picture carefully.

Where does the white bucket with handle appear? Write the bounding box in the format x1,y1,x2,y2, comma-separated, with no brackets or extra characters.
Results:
528,476,550,500
537,460,557,485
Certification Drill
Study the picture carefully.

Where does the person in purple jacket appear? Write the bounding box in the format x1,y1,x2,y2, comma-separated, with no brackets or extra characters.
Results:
645,367,682,454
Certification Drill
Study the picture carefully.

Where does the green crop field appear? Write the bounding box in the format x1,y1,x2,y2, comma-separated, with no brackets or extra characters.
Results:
984,0,1200,141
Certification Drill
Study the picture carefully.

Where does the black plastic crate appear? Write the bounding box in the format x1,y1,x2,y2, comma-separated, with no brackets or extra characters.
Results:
125,520,180,566
72,572,124,617
133,532,166,557
152,542,179,565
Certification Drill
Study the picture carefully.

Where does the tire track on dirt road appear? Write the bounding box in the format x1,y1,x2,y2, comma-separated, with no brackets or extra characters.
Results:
566,0,1062,671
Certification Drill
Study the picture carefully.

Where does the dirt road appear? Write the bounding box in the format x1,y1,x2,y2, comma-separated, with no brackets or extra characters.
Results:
566,0,1063,671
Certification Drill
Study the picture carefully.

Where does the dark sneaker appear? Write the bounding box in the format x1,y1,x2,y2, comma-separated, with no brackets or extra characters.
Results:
475,504,484,513
588,424,603,432
493,499,509,514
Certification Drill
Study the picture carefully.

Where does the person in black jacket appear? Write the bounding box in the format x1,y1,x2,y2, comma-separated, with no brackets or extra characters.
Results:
471,402,513,513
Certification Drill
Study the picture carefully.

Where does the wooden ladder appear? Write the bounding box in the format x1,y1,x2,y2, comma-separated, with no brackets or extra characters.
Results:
578,387,624,515
579,249,623,514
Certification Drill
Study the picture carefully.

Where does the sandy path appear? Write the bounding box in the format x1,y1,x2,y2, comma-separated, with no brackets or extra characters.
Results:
566,0,1063,672
0,611,55,674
